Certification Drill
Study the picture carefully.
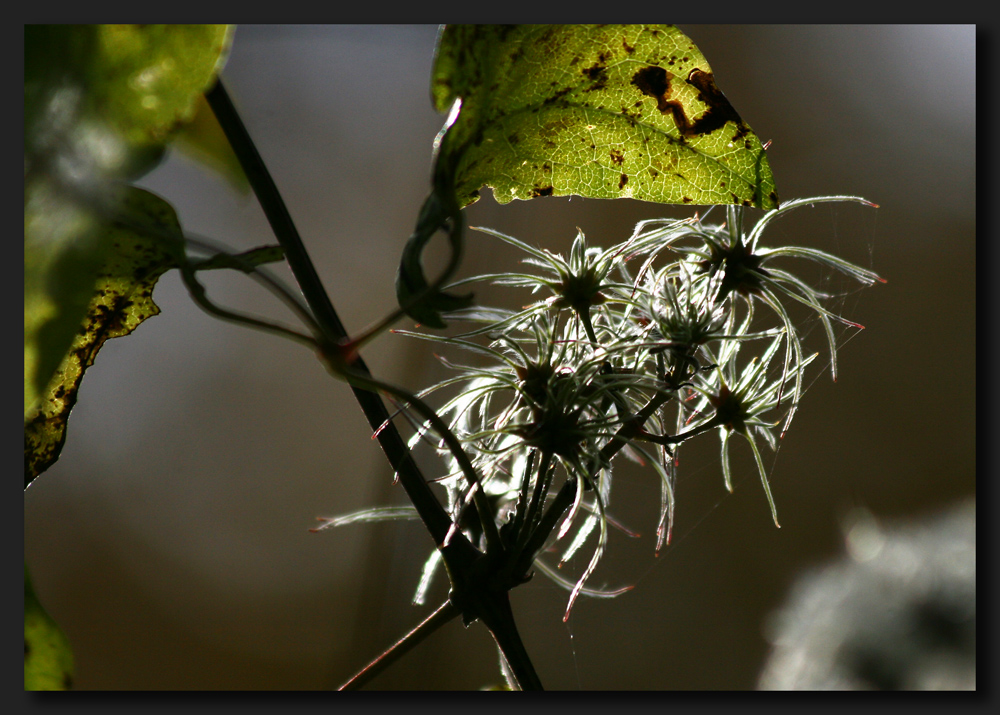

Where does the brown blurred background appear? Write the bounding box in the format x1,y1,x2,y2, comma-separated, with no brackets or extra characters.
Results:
24,25,975,690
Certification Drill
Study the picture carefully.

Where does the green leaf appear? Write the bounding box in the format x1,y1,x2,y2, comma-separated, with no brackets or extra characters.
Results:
25,188,184,487
24,24,233,418
25,24,234,184
24,179,113,419
25,565,74,691
25,25,235,174
431,24,778,210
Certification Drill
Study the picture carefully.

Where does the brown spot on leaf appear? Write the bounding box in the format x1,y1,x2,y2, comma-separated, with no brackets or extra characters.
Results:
622,37,635,54
632,65,750,140
609,149,624,166
685,68,750,139
631,65,670,109
582,63,608,92
618,174,628,189
531,186,554,197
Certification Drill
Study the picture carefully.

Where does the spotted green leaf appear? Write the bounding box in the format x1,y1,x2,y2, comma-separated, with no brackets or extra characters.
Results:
431,24,777,210
24,24,233,418
24,188,184,487
25,565,74,691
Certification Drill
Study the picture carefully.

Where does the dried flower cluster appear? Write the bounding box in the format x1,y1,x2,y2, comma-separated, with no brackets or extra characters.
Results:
321,197,882,619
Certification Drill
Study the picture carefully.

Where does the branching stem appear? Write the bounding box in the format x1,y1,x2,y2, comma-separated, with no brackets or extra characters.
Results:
206,78,526,685
206,79,462,552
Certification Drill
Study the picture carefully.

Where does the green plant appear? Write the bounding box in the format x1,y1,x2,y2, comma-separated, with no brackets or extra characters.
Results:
24,24,881,690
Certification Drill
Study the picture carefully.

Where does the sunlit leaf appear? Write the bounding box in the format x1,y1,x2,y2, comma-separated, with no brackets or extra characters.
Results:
24,24,233,417
24,188,183,486
431,24,777,210
93,24,233,146
24,565,74,691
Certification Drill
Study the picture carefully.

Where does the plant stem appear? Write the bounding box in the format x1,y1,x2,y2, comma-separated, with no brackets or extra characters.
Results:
206,80,345,341
579,306,600,346
333,361,502,554
205,79,461,551
513,450,553,560
206,78,537,690
177,257,319,350
339,600,460,690
477,591,545,690
478,592,544,690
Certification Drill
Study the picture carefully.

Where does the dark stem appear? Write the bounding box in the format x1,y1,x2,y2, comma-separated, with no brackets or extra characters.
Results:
206,78,539,690
339,600,460,690
334,362,501,553
506,449,537,548
206,80,345,341
514,450,553,560
205,78,463,553
578,306,599,346
477,592,544,690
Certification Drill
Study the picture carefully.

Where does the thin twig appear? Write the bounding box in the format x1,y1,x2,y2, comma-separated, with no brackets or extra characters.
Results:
339,600,460,690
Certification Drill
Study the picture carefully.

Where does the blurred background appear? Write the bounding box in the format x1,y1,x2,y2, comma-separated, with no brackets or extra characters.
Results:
24,25,976,689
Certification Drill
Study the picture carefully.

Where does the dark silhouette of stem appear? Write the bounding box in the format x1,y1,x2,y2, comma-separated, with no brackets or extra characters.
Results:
477,592,543,690
205,79,461,552
206,77,539,689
